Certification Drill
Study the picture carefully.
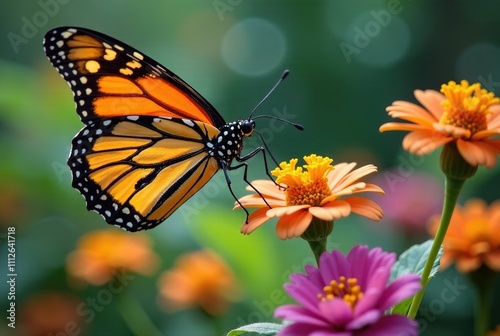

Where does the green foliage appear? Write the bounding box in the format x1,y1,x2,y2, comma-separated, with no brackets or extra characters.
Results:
390,240,443,315
226,322,283,336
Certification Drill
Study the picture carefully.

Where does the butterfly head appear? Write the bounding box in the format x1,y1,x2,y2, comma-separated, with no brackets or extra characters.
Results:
240,119,256,137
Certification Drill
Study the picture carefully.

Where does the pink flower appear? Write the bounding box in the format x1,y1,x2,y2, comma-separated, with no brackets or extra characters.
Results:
373,171,443,234
275,245,421,336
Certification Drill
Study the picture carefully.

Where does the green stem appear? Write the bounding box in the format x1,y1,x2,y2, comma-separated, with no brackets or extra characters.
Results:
469,266,496,336
475,280,490,336
307,238,327,265
116,291,163,336
407,176,465,319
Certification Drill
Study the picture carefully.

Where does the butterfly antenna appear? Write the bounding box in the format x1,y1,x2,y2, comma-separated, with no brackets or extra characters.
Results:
248,70,290,120
252,114,304,130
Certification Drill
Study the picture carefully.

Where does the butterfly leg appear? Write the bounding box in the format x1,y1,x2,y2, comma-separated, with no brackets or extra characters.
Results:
220,161,250,222
247,132,288,191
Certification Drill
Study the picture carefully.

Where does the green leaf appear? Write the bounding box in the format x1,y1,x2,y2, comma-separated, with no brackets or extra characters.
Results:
389,240,443,315
226,322,283,336
390,240,443,283
391,297,412,315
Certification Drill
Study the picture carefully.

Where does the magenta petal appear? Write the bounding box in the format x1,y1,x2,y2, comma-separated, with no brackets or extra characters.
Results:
310,330,352,336
277,323,351,336
346,246,370,285
378,274,422,311
346,309,381,330
275,305,330,327
356,315,418,336
276,323,318,336
353,267,389,316
285,274,323,312
304,264,325,288
319,250,350,286
318,298,353,326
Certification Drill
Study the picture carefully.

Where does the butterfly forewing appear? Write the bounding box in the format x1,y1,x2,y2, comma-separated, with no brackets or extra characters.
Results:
68,116,221,231
43,27,225,127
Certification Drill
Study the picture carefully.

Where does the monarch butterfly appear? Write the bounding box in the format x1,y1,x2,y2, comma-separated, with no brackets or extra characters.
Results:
43,27,302,232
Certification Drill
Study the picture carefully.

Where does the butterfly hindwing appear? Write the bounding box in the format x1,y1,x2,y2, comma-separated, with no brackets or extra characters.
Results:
43,27,225,127
68,116,221,231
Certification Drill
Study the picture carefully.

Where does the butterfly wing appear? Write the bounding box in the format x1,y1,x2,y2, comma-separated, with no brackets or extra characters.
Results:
69,116,221,231
42,26,229,230
43,26,226,128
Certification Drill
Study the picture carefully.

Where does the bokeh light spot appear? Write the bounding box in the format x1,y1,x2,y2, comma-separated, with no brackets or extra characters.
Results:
221,18,286,76
456,43,500,94
341,13,411,67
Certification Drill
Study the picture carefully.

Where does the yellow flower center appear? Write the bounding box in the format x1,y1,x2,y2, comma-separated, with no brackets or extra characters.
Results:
272,155,333,206
317,276,364,309
439,80,499,136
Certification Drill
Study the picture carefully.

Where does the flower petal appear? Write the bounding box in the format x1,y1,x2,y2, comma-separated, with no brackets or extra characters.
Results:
379,122,432,132
308,204,346,221
276,210,313,239
377,274,421,311
240,207,272,235
456,139,498,168
244,179,286,200
274,304,330,327
402,130,453,155
318,298,354,327
414,89,445,120
354,267,390,316
346,309,381,330
356,315,418,336
486,105,500,129
386,99,438,123
267,204,311,217
277,323,349,336
235,194,286,209
319,249,351,287
284,273,325,311
328,163,378,194
343,197,384,221
314,200,351,220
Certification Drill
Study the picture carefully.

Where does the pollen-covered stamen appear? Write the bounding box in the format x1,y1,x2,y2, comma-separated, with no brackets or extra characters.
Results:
286,178,332,206
271,155,335,206
317,276,364,309
439,80,500,137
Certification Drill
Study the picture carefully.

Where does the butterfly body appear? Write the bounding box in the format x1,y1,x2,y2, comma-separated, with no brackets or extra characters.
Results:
43,27,272,232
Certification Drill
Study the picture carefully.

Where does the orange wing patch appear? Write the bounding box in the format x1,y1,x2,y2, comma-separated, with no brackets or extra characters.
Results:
130,153,218,217
43,27,224,126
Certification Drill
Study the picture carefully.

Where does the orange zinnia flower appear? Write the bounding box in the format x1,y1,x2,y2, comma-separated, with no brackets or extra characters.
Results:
428,199,500,273
380,80,500,168
489,325,500,336
236,155,384,239
67,229,159,285
157,249,241,316
19,292,82,336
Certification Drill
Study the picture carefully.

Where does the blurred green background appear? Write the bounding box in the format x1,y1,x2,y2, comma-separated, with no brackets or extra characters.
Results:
1,0,500,335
